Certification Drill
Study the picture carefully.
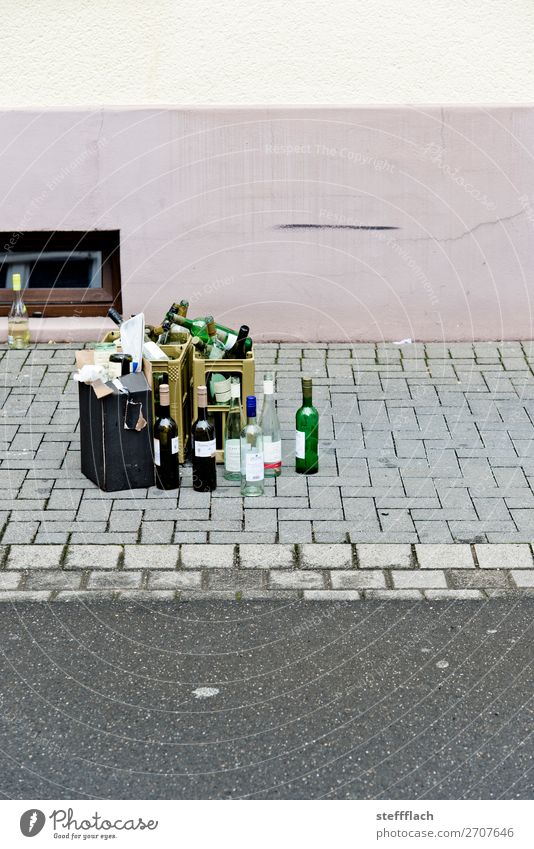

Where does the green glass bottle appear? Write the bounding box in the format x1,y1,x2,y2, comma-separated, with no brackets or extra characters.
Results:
295,376,319,474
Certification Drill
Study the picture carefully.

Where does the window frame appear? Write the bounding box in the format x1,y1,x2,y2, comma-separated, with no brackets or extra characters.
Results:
0,230,121,317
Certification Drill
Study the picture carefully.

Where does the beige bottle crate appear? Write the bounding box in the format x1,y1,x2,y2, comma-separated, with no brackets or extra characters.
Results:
191,349,255,463
102,330,193,463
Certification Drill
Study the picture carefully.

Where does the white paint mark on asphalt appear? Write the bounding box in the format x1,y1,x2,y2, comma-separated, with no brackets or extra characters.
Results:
192,687,220,699
436,659,449,669
487,629,497,634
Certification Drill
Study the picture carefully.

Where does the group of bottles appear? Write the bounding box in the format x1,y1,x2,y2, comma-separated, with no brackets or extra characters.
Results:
107,302,252,362
153,373,319,494
159,301,252,360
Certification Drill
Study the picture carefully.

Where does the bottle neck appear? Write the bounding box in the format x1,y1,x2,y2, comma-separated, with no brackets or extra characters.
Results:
159,402,170,417
302,389,313,406
247,413,257,425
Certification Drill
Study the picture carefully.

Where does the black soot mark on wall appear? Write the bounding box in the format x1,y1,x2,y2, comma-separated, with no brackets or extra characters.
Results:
276,224,399,231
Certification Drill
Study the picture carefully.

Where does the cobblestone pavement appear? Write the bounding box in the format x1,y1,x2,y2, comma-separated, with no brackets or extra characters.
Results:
1,340,534,597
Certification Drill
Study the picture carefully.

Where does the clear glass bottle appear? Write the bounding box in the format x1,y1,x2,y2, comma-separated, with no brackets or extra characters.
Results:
206,316,227,360
295,376,319,474
8,272,30,349
224,380,243,481
259,372,282,477
240,395,264,496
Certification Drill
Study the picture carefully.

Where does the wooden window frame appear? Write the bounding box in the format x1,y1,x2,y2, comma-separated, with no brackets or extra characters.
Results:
0,230,122,317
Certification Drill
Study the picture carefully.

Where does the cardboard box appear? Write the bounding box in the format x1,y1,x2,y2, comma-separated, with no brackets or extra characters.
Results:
76,351,155,491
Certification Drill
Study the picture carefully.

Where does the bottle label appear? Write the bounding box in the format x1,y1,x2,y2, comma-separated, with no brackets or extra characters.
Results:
264,439,282,468
154,438,161,466
223,333,238,351
225,439,241,472
195,438,216,458
296,430,306,459
107,362,122,380
171,436,179,455
246,451,265,482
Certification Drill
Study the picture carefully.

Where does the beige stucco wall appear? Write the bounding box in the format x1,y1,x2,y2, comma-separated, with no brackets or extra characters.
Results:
0,1,532,106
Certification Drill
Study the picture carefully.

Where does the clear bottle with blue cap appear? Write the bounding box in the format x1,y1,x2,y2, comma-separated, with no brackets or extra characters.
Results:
240,395,264,496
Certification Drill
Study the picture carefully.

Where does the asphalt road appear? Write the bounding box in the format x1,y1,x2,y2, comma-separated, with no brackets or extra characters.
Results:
0,599,532,800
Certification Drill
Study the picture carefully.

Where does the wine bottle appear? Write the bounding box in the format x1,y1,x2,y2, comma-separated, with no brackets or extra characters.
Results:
206,316,227,360
192,385,217,491
295,376,319,474
259,373,282,477
171,314,210,343
107,307,168,360
191,336,207,356
226,325,250,359
8,273,30,349
240,396,264,496
153,383,180,490
224,381,243,481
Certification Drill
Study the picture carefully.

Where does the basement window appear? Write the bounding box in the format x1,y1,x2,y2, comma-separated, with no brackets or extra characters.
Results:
0,230,121,317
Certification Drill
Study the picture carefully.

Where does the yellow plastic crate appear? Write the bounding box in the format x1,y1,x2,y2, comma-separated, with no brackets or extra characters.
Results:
191,349,255,463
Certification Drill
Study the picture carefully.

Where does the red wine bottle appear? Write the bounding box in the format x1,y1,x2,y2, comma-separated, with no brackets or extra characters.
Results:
153,383,180,490
192,385,217,491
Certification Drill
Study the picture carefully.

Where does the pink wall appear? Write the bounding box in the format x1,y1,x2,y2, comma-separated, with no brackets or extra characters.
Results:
0,106,533,342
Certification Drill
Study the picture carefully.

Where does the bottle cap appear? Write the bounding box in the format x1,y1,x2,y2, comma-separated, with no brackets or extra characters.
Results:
191,336,205,349
197,385,208,406
12,273,21,292
206,317,216,336
246,395,256,417
231,381,241,398
238,325,249,338
159,384,170,405
302,376,313,392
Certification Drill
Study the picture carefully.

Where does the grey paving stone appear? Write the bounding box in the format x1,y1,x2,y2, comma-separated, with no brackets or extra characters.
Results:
0,571,23,589
269,570,324,589
392,570,447,589
511,570,534,588
7,545,63,569
449,570,511,589
239,544,294,569
0,590,52,602
148,571,202,589
416,544,474,569
475,544,533,570
65,545,122,570
181,544,235,569
123,545,179,570
26,571,83,590
140,522,175,544
206,569,265,590
330,570,386,589
173,531,208,543
364,589,423,600
1,522,38,544
356,544,412,569
87,571,143,589
278,522,313,543
424,589,485,600
301,544,352,570
299,591,360,605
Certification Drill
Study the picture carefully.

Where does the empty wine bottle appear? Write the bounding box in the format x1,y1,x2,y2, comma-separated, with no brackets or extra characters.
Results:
295,376,319,474
153,384,180,490
192,385,217,491
171,314,210,343
206,316,227,360
224,381,243,481
226,325,250,359
240,396,264,496
260,373,282,476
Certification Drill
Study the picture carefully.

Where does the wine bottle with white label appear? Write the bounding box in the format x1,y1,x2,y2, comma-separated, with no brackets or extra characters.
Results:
153,383,180,490
240,396,264,496
192,385,217,491
259,372,282,477
224,381,243,481
295,376,319,474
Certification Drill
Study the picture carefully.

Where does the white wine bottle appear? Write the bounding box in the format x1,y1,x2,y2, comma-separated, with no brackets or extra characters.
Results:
8,273,30,349
224,381,243,481
259,372,282,477
240,396,264,496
